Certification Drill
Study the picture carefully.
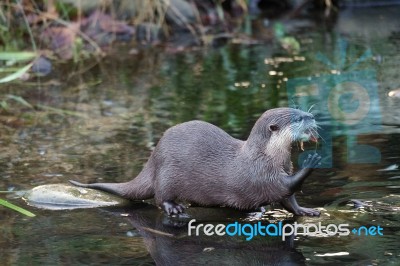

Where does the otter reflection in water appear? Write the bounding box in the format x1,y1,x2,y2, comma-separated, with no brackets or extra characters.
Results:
109,204,306,266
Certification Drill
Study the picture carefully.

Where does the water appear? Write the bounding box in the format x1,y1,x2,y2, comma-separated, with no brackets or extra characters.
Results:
1,5,400,265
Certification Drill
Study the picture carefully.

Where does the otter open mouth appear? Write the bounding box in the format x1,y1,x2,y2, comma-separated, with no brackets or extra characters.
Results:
298,129,318,151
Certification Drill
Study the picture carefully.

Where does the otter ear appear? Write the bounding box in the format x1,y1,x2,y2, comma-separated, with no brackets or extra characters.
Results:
269,124,279,132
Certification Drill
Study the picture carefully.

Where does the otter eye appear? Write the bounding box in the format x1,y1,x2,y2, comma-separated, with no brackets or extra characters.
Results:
296,117,303,122
269,124,279,131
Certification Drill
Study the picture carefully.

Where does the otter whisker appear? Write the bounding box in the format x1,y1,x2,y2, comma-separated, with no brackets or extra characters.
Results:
308,103,316,113
315,124,322,130
311,128,326,143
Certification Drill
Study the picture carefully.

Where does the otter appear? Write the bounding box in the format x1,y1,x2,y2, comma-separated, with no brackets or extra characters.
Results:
70,107,322,216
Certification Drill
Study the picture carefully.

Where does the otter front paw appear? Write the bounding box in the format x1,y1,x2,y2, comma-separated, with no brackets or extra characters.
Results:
293,207,320,217
161,201,185,216
302,153,322,169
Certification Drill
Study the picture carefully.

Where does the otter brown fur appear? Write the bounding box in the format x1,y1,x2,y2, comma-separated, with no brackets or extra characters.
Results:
70,107,322,216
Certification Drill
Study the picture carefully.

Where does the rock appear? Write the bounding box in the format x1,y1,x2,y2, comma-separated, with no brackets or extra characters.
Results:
23,184,131,210
81,11,135,45
388,89,400,98
31,56,52,76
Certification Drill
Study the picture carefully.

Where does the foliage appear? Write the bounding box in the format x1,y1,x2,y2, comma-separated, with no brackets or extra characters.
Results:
0,198,35,217
0,50,37,84
274,22,300,54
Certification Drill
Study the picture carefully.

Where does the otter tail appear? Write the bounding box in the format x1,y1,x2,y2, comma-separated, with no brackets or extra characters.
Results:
69,159,155,200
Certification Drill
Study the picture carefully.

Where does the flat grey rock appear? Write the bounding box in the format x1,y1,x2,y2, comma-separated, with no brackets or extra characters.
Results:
23,184,130,210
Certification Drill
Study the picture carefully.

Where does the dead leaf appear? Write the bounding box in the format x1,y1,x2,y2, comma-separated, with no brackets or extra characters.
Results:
41,24,79,59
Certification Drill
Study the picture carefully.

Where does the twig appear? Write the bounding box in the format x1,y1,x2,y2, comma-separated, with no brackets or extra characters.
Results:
141,226,175,237
16,0,37,51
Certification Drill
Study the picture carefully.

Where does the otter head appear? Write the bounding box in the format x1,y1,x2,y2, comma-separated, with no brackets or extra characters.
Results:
247,107,318,155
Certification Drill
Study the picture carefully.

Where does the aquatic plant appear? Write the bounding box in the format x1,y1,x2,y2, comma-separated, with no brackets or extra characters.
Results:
0,198,35,217
0,51,37,83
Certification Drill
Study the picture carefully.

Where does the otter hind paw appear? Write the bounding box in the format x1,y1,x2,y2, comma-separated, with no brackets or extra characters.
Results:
294,207,320,217
161,201,185,216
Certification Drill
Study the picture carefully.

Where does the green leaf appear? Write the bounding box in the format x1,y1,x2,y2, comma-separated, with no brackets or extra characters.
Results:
0,52,37,61
274,23,285,39
0,100,8,110
280,36,300,54
36,104,87,118
6,94,34,109
0,62,33,83
0,198,36,217
0,67,28,73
